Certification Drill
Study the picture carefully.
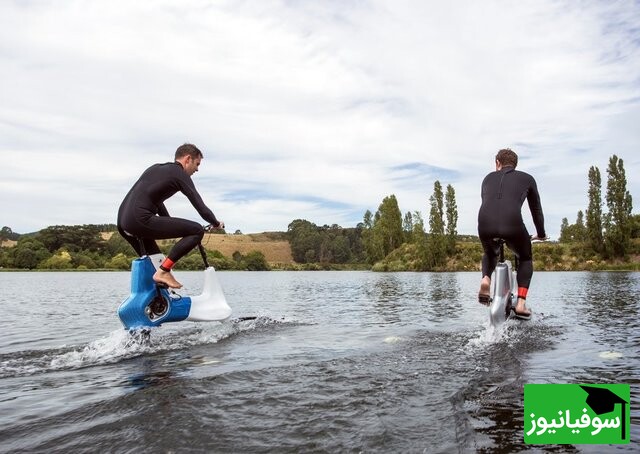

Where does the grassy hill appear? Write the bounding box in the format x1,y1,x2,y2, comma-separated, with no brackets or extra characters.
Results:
201,232,293,264
98,231,294,265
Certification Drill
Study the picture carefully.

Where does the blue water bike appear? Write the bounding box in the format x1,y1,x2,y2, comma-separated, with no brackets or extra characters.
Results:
118,240,232,333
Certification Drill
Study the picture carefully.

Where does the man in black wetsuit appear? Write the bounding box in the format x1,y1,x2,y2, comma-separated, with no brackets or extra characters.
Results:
117,143,224,289
477,148,546,317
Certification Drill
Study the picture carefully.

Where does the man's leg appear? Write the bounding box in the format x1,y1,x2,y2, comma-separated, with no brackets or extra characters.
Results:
478,236,500,305
143,217,204,289
507,233,533,316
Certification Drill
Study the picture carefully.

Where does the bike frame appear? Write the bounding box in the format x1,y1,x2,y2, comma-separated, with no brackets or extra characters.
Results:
118,235,231,331
489,239,518,326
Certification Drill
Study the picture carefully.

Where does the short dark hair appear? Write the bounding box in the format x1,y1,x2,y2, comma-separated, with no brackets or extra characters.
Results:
496,148,518,168
175,143,203,160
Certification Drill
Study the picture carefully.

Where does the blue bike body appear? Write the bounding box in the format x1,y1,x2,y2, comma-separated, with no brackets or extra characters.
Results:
117,256,232,331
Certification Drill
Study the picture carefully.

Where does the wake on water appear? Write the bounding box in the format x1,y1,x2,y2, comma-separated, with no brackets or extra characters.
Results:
2,310,567,383
468,310,554,347
0,314,295,380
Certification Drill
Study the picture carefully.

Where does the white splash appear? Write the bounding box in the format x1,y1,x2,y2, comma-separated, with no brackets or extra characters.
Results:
383,336,403,344
598,351,623,359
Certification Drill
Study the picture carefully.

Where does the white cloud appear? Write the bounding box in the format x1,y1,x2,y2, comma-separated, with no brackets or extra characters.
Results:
0,0,638,239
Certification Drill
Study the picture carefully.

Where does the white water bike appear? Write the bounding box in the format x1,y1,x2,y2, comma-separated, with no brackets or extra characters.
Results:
488,238,530,326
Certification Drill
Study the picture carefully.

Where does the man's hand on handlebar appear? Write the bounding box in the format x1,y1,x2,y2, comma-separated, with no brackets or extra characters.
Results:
204,221,225,232
530,234,548,242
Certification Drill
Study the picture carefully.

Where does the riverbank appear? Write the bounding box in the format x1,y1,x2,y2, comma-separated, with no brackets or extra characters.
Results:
2,233,639,272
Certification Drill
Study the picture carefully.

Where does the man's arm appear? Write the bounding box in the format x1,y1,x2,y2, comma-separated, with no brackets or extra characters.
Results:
527,178,546,238
178,173,220,227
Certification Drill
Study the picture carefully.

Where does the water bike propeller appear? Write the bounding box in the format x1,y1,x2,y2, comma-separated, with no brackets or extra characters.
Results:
118,248,232,331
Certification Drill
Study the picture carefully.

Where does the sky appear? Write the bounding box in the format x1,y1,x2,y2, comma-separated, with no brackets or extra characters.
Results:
1,0,639,239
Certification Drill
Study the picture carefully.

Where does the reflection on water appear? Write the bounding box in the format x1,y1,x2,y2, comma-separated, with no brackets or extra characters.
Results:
0,270,638,452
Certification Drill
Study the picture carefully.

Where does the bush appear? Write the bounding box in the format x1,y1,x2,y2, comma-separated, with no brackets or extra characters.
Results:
40,250,73,269
105,253,132,270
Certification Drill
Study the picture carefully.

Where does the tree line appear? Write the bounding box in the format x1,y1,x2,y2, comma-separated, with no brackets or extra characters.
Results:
1,154,637,271
287,220,366,265
360,181,460,271
0,225,269,271
559,154,639,259
359,154,638,270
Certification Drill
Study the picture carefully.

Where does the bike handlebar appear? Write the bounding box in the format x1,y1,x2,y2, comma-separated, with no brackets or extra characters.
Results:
204,222,225,232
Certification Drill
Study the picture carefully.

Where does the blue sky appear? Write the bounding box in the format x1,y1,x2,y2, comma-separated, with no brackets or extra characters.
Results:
1,0,639,239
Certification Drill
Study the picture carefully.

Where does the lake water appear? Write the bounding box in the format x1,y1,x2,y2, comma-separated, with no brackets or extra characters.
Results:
0,270,638,453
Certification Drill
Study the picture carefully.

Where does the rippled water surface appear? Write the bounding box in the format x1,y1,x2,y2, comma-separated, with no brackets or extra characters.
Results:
1,270,638,453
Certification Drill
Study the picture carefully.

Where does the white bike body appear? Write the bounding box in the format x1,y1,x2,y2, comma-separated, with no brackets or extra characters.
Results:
186,266,232,321
489,260,517,326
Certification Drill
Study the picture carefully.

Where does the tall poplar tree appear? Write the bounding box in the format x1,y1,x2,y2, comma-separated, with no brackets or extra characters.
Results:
362,195,404,263
559,217,570,243
444,184,458,253
375,195,404,257
361,209,380,263
586,166,604,253
403,211,414,242
411,210,425,244
575,210,587,241
427,181,446,268
604,155,633,257
429,181,444,235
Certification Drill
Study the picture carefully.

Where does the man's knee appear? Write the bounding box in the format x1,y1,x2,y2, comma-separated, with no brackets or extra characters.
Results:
176,220,204,238
193,224,205,239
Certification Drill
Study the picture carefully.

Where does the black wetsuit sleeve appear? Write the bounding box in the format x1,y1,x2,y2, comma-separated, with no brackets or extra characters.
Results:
176,171,219,226
527,178,546,238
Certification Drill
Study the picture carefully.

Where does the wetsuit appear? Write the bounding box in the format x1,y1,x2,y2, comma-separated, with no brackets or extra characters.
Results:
117,162,219,263
477,166,545,289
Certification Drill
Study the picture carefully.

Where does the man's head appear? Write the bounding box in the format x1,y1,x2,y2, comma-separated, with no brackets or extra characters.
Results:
175,143,203,176
495,148,518,169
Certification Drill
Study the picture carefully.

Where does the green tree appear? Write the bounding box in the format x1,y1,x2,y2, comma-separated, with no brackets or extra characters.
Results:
427,181,447,268
40,250,73,269
72,253,97,269
11,238,50,269
0,248,12,268
288,219,322,263
445,184,458,253
14,248,40,269
288,220,362,264
361,196,404,264
560,211,587,243
410,210,428,269
429,181,444,236
604,155,633,257
1,226,19,241
559,217,570,243
105,253,132,270
105,233,135,257
411,211,425,244
362,210,382,263
586,166,604,253
37,225,105,253
574,210,587,241
243,251,270,271
374,195,404,258
403,211,413,242
363,210,373,229
630,214,640,239
344,226,366,263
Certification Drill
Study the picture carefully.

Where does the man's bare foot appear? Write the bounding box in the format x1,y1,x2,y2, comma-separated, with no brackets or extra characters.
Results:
478,277,491,306
153,269,182,289
514,298,531,316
